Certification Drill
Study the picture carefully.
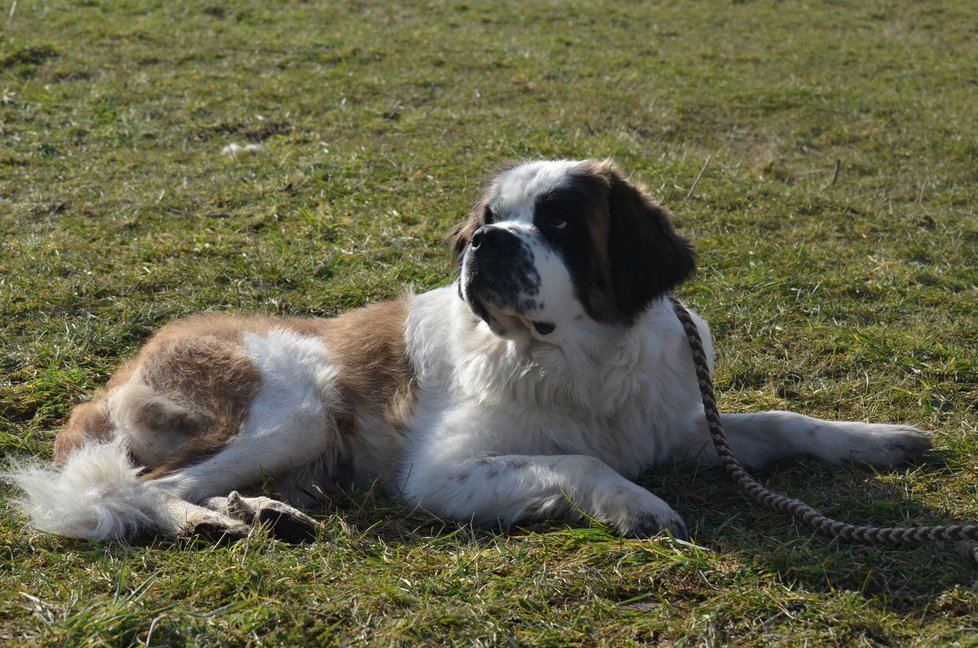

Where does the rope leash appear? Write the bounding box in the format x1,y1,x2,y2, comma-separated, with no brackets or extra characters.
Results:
669,296,978,564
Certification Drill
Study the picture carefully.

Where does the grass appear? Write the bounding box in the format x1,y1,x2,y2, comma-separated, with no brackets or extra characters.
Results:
2,0,977,644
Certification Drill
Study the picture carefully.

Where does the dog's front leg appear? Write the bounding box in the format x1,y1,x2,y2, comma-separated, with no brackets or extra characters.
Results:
675,410,931,470
402,454,688,539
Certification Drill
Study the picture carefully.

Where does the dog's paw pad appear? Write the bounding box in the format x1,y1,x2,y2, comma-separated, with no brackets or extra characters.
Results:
224,494,320,543
255,505,320,544
180,519,250,545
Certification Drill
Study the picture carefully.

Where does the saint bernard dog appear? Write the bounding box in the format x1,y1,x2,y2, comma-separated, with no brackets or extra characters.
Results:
9,159,932,544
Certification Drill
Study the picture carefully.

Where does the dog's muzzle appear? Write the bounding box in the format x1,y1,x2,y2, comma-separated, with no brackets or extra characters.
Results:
461,226,555,336
464,226,538,302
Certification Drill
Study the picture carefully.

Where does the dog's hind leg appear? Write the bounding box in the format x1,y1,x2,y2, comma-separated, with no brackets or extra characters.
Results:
145,405,338,502
142,327,345,504
201,492,320,543
6,440,249,541
141,420,332,543
9,438,320,543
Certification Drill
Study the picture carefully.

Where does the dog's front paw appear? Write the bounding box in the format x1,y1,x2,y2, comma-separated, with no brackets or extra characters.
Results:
621,509,689,541
611,491,688,541
853,424,932,469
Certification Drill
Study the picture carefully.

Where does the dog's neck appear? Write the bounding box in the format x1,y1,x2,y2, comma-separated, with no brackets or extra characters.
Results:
408,286,669,416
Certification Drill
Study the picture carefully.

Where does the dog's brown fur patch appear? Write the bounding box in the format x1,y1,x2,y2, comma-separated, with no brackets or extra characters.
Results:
53,400,114,463
53,302,416,483
321,300,414,427
136,326,264,479
318,299,416,475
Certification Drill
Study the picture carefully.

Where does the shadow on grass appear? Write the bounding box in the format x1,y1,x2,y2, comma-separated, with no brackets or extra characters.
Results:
272,448,978,609
25,449,977,614
640,450,978,607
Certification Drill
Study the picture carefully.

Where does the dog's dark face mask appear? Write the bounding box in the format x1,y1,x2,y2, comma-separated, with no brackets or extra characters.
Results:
450,160,695,341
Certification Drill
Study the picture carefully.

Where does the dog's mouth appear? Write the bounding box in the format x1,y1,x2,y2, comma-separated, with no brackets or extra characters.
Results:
531,321,556,335
464,291,555,338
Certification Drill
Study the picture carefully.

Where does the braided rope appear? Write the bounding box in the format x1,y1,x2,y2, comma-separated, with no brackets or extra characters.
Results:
669,297,978,564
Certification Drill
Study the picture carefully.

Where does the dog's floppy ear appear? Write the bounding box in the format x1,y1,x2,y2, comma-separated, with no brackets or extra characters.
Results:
600,162,695,321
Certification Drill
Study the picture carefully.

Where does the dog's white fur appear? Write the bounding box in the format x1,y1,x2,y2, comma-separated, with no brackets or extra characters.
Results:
7,159,931,543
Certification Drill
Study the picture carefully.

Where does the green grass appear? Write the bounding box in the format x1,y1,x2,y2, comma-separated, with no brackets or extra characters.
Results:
2,0,978,644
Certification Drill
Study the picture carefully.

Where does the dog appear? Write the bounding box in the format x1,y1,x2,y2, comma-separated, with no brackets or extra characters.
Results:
8,159,932,543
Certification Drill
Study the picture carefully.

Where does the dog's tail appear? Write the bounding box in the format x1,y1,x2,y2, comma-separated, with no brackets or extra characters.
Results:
4,441,160,541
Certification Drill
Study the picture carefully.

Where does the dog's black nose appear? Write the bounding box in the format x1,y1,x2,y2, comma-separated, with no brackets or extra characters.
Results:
471,226,518,253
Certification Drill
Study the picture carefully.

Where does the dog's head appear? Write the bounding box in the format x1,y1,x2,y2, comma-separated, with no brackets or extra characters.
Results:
450,159,695,341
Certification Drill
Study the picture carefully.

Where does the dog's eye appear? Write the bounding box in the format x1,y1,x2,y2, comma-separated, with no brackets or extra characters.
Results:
483,205,495,224
549,215,568,230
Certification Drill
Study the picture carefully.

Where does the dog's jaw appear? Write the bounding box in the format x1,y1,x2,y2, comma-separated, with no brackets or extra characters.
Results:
459,279,556,342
